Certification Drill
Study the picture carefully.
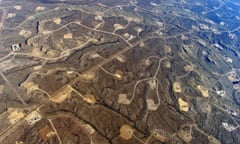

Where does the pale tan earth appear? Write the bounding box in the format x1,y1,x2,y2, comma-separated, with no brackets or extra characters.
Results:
118,93,130,105
53,18,61,25
178,98,189,112
8,108,25,124
63,33,73,39
0,85,4,94
13,6,22,10
0,1,238,144
173,82,182,93
35,6,46,11
119,124,134,140
19,29,32,38
197,85,209,97
50,86,72,103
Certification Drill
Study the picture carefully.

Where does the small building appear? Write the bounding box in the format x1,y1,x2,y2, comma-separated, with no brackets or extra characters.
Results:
39,125,55,141
11,44,21,52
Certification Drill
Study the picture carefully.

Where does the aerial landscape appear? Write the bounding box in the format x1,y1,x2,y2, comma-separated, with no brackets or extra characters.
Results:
0,0,239,143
